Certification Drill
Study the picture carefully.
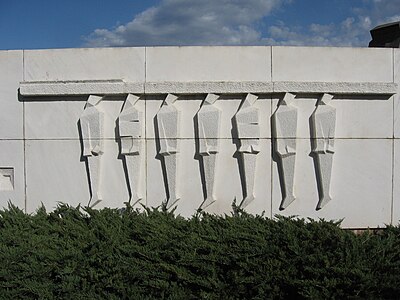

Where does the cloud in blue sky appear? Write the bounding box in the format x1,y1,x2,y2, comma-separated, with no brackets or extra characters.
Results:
84,0,400,47
265,0,400,46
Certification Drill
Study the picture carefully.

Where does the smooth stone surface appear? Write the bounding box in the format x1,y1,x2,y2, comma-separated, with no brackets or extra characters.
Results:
146,138,272,217
25,139,89,212
0,140,25,210
24,47,145,82
0,46,396,228
25,139,143,213
25,98,145,140
272,139,392,228
145,81,274,94
272,46,393,83
20,80,144,96
392,139,400,225
394,49,400,138
272,94,393,139
20,80,396,97
146,46,271,82
273,81,396,94
0,50,23,139
25,100,86,140
145,94,272,139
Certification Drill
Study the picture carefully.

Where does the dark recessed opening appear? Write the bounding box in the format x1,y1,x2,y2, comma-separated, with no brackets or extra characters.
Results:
369,21,400,48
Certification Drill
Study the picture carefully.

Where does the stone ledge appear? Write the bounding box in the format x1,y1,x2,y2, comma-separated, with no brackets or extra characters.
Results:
20,80,144,96
19,80,397,96
145,81,274,94
273,81,397,94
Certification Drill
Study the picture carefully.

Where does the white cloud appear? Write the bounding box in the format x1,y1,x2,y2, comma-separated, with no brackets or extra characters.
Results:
85,0,289,47
265,0,400,47
84,0,400,47
264,16,371,47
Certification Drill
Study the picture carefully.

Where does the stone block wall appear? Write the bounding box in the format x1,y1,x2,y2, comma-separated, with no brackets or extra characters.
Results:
1,46,399,228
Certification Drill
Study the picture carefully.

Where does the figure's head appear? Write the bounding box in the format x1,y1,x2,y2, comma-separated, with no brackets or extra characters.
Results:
86,95,102,107
319,93,333,105
204,93,219,104
164,93,178,105
244,93,258,106
124,94,140,109
281,92,295,105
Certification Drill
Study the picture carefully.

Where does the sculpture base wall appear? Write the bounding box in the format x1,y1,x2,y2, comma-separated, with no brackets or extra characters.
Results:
1,46,399,228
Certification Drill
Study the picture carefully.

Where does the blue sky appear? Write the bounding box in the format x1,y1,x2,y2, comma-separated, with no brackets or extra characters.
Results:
1,0,399,50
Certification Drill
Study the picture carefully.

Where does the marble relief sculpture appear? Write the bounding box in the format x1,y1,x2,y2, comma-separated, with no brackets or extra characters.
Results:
79,95,104,207
196,93,221,209
311,93,336,209
118,94,143,205
272,92,298,210
233,93,260,208
19,70,399,223
156,93,181,209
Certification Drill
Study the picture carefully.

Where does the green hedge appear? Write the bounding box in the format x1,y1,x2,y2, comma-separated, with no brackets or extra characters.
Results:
0,203,399,299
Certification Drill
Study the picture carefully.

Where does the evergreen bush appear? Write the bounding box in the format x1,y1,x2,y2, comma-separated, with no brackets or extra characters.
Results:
0,203,399,299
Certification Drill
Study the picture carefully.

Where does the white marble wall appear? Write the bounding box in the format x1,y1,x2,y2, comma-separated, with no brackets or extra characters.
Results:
1,46,399,228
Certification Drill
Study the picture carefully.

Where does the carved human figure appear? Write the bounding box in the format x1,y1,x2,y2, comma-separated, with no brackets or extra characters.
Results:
156,94,181,209
272,92,298,210
118,94,143,205
197,93,221,209
311,93,336,209
233,93,260,208
79,95,104,207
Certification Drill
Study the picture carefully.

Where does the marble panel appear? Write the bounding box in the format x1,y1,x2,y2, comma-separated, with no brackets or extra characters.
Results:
25,97,145,140
146,46,271,82
24,47,145,82
272,139,392,228
146,94,271,139
393,49,400,138
146,138,271,217
0,140,25,210
272,93,393,139
0,50,23,139
392,139,400,225
272,46,393,83
25,139,144,213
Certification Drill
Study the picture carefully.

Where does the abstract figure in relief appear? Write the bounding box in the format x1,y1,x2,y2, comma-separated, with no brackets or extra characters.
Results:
156,94,181,209
272,92,298,210
196,93,221,209
311,93,336,209
79,95,104,207
233,93,260,208
118,94,143,205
